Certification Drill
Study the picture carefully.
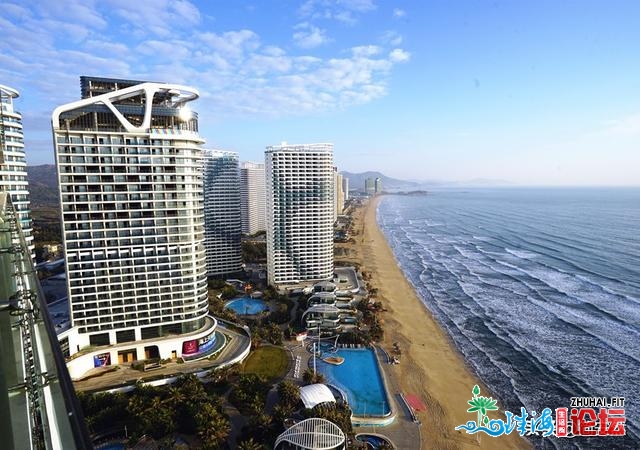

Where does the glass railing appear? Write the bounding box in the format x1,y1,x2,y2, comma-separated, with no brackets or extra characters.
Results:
0,193,91,450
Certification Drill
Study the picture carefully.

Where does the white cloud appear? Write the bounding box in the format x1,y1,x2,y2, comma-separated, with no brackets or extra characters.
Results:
389,48,411,63
2,1,411,161
381,30,403,46
293,23,331,49
351,45,381,57
299,0,376,24
602,114,640,136
393,8,406,18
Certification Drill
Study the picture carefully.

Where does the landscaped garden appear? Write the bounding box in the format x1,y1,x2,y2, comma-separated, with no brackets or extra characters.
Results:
241,345,288,380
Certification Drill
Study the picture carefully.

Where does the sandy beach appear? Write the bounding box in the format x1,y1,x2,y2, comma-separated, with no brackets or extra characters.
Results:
339,196,529,449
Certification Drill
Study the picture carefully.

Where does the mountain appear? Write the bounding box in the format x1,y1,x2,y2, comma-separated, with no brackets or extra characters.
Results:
340,171,419,192
27,165,58,208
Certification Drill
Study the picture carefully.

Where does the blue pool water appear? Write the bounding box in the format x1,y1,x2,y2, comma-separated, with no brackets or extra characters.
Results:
356,434,393,449
225,297,269,315
316,348,391,417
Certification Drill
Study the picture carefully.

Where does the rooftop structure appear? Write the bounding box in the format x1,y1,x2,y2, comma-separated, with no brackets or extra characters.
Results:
274,417,345,450
265,143,334,286
203,150,242,277
299,383,337,409
240,161,267,235
0,84,32,253
52,77,215,373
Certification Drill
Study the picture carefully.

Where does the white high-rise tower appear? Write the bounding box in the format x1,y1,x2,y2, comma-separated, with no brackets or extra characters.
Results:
52,77,217,372
0,84,32,251
203,150,242,277
240,161,266,235
265,143,334,286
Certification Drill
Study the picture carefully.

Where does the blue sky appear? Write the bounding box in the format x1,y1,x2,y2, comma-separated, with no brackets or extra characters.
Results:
2,0,639,185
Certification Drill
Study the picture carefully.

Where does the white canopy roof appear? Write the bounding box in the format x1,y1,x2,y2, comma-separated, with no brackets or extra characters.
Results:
274,417,345,450
299,383,336,409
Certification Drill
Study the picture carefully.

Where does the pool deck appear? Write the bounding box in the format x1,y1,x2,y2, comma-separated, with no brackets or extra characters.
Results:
366,346,422,449
284,341,422,449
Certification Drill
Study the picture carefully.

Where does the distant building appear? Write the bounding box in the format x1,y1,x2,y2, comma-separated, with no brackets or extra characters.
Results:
265,143,334,286
333,167,344,220
240,161,266,235
365,177,375,195
203,150,242,277
342,176,349,202
52,76,217,376
375,177,383,194
0,84,33,252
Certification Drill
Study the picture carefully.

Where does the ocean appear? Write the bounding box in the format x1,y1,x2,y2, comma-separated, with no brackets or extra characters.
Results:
376,188,639,449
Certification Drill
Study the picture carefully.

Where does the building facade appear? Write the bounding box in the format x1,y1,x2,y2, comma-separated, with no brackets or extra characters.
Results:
364,177,375,195
240,161,266,235
342,176,349,202
375,177,383,194
0,84,32,251
52,77,216,368
333,167,344,220
203,150,242,277
265,143,334,286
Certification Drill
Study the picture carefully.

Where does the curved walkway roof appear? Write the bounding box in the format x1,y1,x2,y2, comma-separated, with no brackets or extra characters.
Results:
274,417,345,450
299,383,336,409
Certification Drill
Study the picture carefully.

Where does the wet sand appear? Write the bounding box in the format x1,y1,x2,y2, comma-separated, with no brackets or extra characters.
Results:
341,197,529,449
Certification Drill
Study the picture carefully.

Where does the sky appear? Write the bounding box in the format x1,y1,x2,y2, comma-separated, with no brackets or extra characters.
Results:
2,0,640,186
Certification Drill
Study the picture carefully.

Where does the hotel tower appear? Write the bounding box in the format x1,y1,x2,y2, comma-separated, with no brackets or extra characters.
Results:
52,77,217,376
203,150,242,277
0,84,32,251
240,161,266,235
265,143,334,285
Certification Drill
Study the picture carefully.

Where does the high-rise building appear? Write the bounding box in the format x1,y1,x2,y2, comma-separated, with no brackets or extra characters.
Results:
375,177,383,194
364,177,375,195
333,167,344,219
265,143,334,286
52,77,217,373
342,176,349,202
203,150,242,277
0,84,32,251
240,161,266,235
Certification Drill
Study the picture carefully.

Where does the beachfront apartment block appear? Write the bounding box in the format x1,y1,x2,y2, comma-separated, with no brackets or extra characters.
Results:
333,167,344,220
52,77,218,377
203,150,242,277
0,84,33,252
265,143,334,285
342,176,349,202
240,161,267,235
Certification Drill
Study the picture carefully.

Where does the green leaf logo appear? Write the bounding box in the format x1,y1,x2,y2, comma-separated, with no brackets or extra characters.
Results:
466,385,499,427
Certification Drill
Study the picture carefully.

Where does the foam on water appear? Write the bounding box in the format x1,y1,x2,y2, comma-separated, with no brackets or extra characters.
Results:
377,189,640,449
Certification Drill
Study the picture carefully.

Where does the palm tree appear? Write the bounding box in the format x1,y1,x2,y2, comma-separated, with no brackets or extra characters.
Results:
236,438,263,450
277,380,300,408
196,402,230,450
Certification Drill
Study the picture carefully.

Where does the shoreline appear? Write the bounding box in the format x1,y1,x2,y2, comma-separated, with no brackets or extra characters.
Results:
345,196,529,449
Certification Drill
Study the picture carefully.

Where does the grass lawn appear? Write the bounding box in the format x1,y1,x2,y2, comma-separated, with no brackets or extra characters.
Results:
242,346,289,380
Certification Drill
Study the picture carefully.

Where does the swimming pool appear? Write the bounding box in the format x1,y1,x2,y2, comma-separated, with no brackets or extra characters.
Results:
225,297,269,315
356,434,394,449
316,348,391,417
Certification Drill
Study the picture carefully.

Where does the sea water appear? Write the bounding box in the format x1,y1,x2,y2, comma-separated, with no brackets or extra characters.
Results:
377,188,640,449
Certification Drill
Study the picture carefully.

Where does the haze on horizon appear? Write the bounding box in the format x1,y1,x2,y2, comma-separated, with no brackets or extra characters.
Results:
2,1,639,186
